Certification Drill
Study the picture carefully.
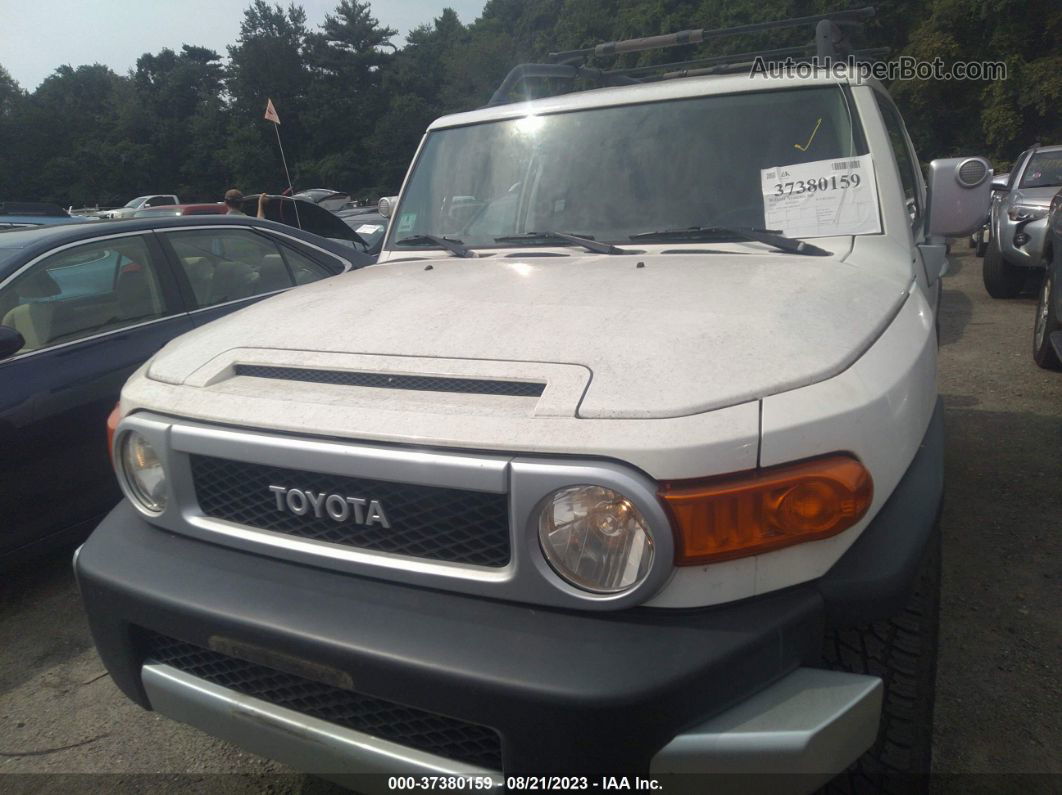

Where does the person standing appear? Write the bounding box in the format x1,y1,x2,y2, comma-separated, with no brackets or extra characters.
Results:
223,189,246,215
223,189,268,219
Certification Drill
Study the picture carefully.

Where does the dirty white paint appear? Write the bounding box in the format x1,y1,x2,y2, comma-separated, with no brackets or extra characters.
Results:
145,248,909,420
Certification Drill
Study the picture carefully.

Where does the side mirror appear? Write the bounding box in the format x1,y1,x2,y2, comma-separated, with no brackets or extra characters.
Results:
377,196,399,218
926,157,993,238
0,325,26,360
990,174,1009,193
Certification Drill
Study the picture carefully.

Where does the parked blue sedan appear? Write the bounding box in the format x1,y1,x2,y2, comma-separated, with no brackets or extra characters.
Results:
0,215,372,563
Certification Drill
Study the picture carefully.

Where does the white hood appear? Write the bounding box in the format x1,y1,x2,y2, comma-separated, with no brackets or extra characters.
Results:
149,252,908,419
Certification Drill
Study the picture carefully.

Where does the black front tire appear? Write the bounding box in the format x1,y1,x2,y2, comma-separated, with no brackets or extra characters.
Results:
982,236,1024,298
823,524,941,794
1033,271,1061,369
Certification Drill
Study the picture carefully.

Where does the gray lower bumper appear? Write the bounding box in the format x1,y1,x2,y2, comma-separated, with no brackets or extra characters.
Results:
142,663,502,785
651,667,882,793
142,663,880,792
1000,215,1048,267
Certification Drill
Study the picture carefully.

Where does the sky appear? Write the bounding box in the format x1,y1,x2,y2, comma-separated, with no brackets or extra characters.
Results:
0,0,488,91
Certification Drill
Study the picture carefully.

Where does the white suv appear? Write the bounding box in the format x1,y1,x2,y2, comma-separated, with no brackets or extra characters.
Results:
77,22,990,795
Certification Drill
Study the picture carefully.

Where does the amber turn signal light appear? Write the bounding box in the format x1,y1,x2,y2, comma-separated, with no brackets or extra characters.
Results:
659,455,872,565
106,402,121,465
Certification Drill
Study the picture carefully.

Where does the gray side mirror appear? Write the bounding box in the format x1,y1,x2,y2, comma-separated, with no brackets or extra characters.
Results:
926,157,993,237
0,325,26,360
990,174,1009,193
377,196,399,219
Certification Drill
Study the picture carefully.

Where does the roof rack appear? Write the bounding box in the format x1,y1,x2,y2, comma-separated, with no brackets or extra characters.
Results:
488,6,881,107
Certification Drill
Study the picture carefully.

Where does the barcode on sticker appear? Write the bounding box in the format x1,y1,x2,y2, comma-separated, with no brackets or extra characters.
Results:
832,160,862,170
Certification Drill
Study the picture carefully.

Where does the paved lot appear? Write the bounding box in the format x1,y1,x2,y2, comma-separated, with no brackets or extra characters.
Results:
0,246,1059,791
932,247,1061,789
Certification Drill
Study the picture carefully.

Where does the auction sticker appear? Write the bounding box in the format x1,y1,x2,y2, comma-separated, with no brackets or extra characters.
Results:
356,223,383,234
760,154,881,238
396,213,416,236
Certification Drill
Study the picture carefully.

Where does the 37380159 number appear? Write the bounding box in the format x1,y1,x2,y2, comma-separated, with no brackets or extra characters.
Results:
773,173,861,196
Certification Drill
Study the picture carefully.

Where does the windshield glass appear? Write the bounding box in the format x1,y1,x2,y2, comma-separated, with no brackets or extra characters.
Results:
1019,151,1062,189
340,214,387,250
124,196,150,208
389,86,868,250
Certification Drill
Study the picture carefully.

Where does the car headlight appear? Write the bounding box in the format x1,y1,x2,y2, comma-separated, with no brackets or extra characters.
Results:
1007,205,1048,222
538,485,654,593
120,431,167,512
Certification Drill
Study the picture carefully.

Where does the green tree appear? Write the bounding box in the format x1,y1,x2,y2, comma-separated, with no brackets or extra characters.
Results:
14,64,131,205
881,0,1061,167
3,1,1060,206
0,65,28,201
302,1,397,188
224,1,312,191
366,9,471,193
132,45,227,200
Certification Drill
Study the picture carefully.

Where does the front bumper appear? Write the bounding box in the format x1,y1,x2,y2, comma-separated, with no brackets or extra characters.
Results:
141,659,879,793
78,502,825,775
77,404,942,784
999,214,1048,266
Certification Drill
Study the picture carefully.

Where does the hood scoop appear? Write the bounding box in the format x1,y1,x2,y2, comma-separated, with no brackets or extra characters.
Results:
233,364,546,398
164,348,589,419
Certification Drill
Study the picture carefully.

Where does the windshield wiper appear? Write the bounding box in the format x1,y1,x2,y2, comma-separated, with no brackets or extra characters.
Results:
629,226,831,256
396,234,474,258
494,231,631,255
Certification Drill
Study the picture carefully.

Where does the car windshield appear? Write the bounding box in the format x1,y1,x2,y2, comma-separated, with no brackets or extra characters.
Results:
1019,151,1062,189
389,85,868,250
341,214,387,249
124,196,150,208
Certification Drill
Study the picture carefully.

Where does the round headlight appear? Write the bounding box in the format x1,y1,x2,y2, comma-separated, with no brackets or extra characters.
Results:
121,431,167,512
538,485,654,594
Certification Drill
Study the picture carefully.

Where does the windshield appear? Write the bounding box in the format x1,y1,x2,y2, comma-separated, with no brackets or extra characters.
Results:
389,86,868,250
124,196,150,208
1019,151,1062,189
340,214,387,250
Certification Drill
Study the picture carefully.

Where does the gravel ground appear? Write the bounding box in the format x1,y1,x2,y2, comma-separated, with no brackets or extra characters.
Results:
0,245,1059,791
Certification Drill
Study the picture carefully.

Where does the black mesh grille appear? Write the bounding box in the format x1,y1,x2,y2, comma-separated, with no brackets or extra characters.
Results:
190,455,511,567
142,632,502,770
234,365,545,398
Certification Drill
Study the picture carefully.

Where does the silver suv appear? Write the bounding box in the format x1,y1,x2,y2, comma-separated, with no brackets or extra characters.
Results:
983,144,1062,298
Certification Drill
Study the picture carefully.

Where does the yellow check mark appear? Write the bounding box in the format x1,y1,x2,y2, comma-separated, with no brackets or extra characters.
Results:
794,118,822,152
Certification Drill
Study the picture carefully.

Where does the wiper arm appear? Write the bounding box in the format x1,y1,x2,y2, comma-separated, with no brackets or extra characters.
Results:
629,226,831,256
396,234,474,258
494,231,631,255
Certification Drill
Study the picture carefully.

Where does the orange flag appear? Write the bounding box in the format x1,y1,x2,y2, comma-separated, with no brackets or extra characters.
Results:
264,98,281,125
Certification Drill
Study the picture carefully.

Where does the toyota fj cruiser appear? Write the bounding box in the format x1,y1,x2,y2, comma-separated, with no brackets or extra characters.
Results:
76,9,992,793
